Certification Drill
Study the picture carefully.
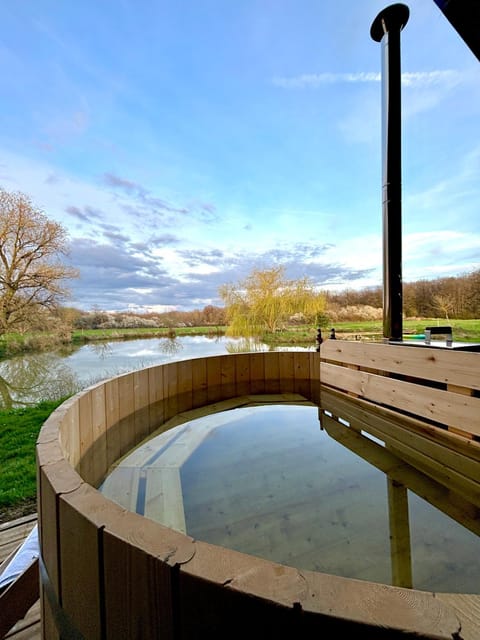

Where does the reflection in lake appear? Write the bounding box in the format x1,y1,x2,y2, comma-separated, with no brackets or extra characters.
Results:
0,335,308,408
0,352,81,409
85,341,114,359
157,337,183,356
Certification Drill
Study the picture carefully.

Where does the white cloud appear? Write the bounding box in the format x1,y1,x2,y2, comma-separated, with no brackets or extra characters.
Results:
272,70,463,89
272,72,381,88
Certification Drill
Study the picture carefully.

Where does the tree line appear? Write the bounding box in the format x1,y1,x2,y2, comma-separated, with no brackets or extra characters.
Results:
326,269,480,320
0,187,478,342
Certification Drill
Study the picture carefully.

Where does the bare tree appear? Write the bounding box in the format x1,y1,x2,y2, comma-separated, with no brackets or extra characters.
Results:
0,189,79,335
432,293,455,321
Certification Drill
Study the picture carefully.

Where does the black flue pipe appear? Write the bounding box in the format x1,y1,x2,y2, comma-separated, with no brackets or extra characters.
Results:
371,4,409,342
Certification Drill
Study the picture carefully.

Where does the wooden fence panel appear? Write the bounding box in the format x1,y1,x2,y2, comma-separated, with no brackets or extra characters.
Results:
320,361,480,436
321,340,480,391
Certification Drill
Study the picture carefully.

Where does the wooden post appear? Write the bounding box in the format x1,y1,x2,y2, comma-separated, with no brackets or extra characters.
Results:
387,477,412,588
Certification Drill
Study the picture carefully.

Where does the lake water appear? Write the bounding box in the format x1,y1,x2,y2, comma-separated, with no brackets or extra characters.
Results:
0,336,314,407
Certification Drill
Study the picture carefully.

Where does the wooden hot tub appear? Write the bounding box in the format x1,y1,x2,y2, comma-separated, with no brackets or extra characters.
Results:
36,345,480,638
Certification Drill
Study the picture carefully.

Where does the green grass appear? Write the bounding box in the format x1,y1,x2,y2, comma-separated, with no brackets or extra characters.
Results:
0,399,67,511
264,319,480,345
332,318,480,342
72,325,226,343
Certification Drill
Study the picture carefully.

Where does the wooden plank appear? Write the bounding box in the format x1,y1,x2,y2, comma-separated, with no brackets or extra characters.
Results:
235,353,251,397
40,597,57,640
301,565,462,638
37,467,60,624
387,478,412,589
104,376,121,470
58,485,125,640
102,511,194,640
179,541,304,637
191,357,207,408
67,397,82,470
207,356,223,404
133,368,150,444
220,355,236,398
177,358,194,414
164,362,179,421
0,516,37,565
437,594,480,640
147,364,165,430
55,396,80,469
90,384,107,487
319,388,480,487
308,351,320,402
320,361,480,436
0,558,39,639
320,387,480,462
178,538,462,638
279,351,295,392
36,459,82,640
293,351,310,397
246,393,310,405
4,599,40,639
144,467,186,533
109,421,182,469
264,351,280,394
447,383,476,439
385,442,480,506
321,339,480,391
78,391,94,482
117,372,135,457
249,352,266,395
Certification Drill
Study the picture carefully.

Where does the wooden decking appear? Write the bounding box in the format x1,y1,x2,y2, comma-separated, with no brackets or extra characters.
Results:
0,513,40,639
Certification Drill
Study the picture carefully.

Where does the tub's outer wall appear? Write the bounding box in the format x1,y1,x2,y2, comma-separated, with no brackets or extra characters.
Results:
36,347,480,639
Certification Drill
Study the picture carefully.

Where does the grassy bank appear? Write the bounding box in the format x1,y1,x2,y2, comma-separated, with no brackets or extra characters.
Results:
71,325,226,344
0,325,227,357
264,318,480,345
0,398,67,522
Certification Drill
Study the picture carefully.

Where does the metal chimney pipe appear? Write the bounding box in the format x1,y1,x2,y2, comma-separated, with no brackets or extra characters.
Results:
371,4,409,342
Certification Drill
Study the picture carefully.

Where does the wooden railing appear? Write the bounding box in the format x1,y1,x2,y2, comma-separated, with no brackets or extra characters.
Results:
319,339,480,439
36,347,480,639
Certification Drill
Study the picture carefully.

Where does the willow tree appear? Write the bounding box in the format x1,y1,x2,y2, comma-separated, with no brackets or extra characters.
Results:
219,266,326,338
0,189,79,335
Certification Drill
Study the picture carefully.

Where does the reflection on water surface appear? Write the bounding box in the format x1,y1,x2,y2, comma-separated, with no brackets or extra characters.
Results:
100,400,480,593
0,336,289,407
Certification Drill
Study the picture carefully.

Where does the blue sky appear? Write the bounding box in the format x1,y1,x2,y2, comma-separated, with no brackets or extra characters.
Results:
1,0,479,312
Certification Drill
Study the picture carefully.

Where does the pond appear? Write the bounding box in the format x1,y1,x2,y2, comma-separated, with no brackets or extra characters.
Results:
0,336,314,407
100,399,480,594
